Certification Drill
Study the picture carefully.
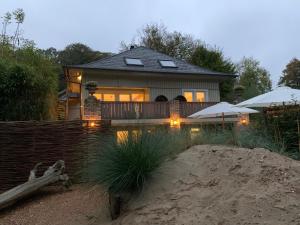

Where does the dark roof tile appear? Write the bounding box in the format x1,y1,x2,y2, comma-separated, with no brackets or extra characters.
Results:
67,47,235,77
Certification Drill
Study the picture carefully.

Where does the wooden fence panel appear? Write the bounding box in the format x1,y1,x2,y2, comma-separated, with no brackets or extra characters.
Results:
179,102,217,118
0,120,110,192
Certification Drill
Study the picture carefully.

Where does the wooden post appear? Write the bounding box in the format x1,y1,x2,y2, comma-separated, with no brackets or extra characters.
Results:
297,118,300,152
222,112,225,130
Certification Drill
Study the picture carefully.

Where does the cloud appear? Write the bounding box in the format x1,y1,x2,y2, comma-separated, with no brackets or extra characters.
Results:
1,0,300,84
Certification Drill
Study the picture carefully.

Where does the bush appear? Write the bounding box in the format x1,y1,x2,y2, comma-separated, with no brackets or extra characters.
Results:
192,128,236,146
236,128,284,151
0,45,58,120
191,126,285,155
92,130,171,195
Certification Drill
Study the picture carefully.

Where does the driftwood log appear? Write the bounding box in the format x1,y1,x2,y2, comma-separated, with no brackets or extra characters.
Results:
0,160,70,210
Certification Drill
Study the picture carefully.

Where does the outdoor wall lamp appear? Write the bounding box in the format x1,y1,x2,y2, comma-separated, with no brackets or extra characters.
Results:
170,118,180,128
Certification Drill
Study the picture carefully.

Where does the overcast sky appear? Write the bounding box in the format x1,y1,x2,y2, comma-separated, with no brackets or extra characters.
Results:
1,0,300,85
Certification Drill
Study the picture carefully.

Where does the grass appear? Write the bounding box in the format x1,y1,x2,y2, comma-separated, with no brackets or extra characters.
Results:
191,126,285,154
86,124,293,197
91,130,172,195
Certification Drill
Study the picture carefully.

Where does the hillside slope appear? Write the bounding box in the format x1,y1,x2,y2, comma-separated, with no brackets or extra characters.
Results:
115,145,300,225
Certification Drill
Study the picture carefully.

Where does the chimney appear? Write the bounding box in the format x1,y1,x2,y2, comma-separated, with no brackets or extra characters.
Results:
130,45,135,50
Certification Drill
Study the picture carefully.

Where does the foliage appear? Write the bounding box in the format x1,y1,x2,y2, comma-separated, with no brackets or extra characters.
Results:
263,106,300,159
55,43,111,65
235,128,284,152
278,58,300,89
190,45,237,101
121,23,200,59
191,126,284,154
0,9,58,120
85,81,98,89
91,130,171,194
0,57,57,120
122,23,237,100
237,57,272,100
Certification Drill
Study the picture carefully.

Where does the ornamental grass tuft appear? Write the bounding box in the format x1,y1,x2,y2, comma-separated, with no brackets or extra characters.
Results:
93,130,171,195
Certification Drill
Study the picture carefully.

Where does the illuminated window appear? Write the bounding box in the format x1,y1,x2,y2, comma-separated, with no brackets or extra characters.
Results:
103,94,115,101
117,131,128,144
94,93,102,100
119,94,130,102
132,130,142,142
131,93,144,102
183,92,193,102
196,92,205,102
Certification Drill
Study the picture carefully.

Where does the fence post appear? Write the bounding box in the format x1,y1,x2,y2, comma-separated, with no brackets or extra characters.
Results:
84,96,101,120
169,100,181,127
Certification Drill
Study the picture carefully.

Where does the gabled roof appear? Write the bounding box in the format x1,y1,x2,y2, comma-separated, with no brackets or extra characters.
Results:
66,46,235,77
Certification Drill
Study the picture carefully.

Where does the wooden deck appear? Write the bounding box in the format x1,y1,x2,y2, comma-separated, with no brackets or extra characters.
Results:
84,101,217,120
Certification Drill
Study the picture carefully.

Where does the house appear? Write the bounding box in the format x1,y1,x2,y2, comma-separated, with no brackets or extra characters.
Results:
63,46,235,121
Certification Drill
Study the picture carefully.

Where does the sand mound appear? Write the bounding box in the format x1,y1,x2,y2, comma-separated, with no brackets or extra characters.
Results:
115,145,300,225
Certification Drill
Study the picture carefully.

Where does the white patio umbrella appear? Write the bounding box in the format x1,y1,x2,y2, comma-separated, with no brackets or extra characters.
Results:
236,86,300,108
188,102,259,119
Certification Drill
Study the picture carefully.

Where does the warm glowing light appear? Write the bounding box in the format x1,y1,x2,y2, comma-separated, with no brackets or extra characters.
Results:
117,131,128,144
77,75,82,81
191,128,200,132
89,121,95,127
241,118,247,125
239,115,249,126
170,118,180,127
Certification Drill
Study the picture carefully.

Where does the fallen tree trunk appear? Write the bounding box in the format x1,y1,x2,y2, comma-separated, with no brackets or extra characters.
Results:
0,160,70,210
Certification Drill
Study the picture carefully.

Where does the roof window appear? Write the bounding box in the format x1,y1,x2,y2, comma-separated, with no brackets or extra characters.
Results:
159,60,177,68
125,58,144,66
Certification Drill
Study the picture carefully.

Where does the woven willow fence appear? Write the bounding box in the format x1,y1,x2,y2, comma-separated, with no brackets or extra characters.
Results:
0,120,111,192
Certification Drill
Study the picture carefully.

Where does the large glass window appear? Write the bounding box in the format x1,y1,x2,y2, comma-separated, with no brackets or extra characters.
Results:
183,90,207,102
103,94,115,101
119,94,130,102
196,92,205,102
94,93,102,100
183,92,193,102
93,88,146,102
131,93,144,102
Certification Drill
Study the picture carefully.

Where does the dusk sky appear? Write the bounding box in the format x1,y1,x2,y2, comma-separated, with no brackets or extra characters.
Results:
1,0,300,85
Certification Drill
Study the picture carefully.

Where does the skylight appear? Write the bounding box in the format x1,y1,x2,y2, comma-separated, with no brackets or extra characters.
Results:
159,60,177,68
125,58,143,66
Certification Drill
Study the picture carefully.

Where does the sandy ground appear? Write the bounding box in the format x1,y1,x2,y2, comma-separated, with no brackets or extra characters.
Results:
2,145,300,225
0,185,111,225
115,145,300,225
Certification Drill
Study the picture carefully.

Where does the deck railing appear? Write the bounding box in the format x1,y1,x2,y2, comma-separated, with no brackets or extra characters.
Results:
179,102,218,118
100,101,170,120
84,101,217,120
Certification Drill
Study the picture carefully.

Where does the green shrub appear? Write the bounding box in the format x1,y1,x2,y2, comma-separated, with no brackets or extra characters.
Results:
191,126,286,155
192,128,235,146
92,130,170,195
236,128,282,151
0,44,58,121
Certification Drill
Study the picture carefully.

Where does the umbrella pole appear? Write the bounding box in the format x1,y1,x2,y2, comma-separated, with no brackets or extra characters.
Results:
222,112,225,130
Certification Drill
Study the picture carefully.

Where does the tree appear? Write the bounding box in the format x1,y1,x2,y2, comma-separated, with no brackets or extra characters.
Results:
278,58,300,88
12,8,25,49
122,23,237,101
57,43,111,65
237,57,272,100
1,12,12,51
190,45,237,101
0,9,58,120
121,23,201,59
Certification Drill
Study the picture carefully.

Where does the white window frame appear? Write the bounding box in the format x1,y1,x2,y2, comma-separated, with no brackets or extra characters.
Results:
182,89,209,102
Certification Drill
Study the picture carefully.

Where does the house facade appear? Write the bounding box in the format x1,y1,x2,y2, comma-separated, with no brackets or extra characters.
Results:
63,46,235,120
